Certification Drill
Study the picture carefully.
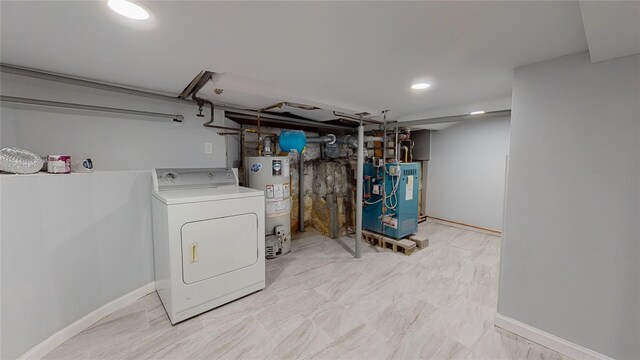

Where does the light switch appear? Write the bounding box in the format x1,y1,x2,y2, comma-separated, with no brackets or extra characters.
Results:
204,142,213,154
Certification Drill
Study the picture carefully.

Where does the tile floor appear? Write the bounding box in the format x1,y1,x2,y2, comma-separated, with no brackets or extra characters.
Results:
45,221,571,360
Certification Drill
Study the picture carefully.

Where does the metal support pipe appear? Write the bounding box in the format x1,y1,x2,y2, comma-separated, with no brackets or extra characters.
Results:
0,95,184,122
382,112,387,224
355,124,364,259
299,152,305,232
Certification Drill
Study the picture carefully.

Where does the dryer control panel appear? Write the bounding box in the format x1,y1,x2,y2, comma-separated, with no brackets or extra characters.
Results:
153,168,238,191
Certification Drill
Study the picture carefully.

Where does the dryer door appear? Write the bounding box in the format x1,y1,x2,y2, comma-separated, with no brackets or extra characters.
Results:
181,213,258,285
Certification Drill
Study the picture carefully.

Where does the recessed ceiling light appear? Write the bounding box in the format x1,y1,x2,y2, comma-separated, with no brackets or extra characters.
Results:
411,83,431,90
470,111,486,115
108,0,150,20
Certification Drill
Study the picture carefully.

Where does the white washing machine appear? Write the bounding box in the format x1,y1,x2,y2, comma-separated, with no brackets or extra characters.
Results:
151,168,265,324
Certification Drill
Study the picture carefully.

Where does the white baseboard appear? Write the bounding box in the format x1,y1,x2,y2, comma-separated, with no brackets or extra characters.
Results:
18,282,156,360
426,216,502,236
494,314,613,360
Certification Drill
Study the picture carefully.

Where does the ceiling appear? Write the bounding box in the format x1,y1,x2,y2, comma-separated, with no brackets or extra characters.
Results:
579,1,640,63
0,1,596,122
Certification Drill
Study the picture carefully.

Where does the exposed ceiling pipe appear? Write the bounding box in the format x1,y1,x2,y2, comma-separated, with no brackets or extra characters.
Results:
203,123,243,133
178,71,216,100
338,135,384,148
176,70,219,126
333,110,384,125
387,109,512,128
261,102,321,112
196,97,215,126
0,95,184,122
0,63,192,105
306,134,336,144
224,112,354,130
0,63,358,131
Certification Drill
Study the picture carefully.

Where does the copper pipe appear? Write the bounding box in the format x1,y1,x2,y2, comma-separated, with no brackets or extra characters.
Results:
204,124,242,132
402,145,409,163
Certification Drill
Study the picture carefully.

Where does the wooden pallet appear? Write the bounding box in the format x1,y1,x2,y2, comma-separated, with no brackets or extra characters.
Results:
362,230,418,255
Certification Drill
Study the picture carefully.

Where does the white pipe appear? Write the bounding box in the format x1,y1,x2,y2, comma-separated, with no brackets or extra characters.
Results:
355,124,364,259
0,95,184,122
382,115,387,222
306,134,336,144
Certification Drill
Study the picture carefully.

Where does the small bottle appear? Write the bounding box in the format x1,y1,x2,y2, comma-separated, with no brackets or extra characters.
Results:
72,154,94,173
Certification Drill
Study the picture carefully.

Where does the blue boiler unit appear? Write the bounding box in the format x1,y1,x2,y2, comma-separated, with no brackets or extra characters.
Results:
362,162,420,239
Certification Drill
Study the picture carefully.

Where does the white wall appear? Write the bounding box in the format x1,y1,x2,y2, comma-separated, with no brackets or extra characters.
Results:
0,73,232,359
426,117,510,230
498,52,640,359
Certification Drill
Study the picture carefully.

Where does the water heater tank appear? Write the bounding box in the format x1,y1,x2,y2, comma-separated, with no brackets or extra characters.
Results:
245,156,292,258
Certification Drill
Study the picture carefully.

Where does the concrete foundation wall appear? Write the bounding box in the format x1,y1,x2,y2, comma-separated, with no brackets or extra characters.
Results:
236,125,356,238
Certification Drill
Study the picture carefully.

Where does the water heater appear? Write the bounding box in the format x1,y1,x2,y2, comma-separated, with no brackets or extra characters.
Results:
245,156,292,258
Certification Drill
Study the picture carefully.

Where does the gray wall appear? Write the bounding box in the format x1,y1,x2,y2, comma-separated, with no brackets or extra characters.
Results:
1,172,153,359
412,129,431,160
498,52,640,359
0,73,231,359
0,73,228,170
426,117,511,230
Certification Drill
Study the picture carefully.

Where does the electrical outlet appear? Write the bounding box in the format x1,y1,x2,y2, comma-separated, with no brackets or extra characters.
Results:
204,142,213,155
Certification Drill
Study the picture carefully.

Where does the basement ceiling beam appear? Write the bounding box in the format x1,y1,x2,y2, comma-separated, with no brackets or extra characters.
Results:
387,109,511,128
225,111,355,131
0,63,360,131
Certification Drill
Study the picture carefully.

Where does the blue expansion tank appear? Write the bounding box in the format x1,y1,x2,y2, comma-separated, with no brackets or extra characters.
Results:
362,162,420,239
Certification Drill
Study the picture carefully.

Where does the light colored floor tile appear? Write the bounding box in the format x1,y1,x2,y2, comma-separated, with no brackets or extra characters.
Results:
308,323,401,360
45,222,571,360
393,326,471,360
269,319,335,359
467,327,572,360
312,304,367,340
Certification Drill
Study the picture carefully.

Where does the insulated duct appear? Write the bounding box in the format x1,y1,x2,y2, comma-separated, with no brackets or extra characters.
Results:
0,147,44,174
339,135,384,149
